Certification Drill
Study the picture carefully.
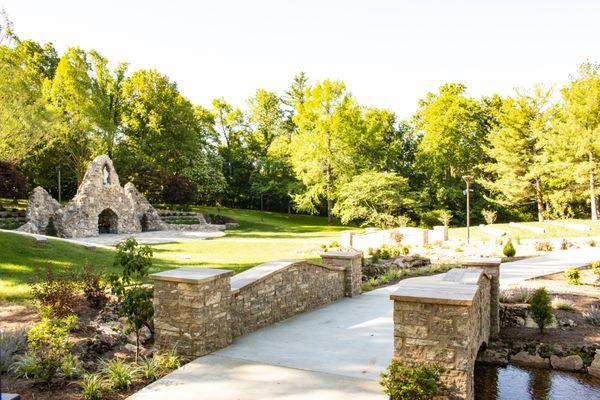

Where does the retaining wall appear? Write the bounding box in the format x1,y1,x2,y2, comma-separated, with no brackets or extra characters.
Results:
152,251,362,359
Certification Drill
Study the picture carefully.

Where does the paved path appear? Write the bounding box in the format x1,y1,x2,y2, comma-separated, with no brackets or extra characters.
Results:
129,248,600,399
500,247,600,287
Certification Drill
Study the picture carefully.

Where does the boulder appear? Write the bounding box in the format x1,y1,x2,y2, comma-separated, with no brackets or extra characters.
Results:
510,351,550,368
550,354,584,371
127,325,152,344
477,349,509,366
588,351,600,378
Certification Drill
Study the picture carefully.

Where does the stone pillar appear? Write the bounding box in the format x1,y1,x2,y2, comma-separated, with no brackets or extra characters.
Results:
340,230,355,249
152,267,233,360
391,297,475,400
321,250,362,297
461,258,501,340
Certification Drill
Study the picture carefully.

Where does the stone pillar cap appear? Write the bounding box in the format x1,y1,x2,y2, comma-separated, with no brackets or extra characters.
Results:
151,267,232,284
461,257,502,267
321,250,362,259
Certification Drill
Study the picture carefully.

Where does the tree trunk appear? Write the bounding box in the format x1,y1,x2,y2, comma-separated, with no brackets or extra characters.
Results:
590,151,598,221
534,177,545,222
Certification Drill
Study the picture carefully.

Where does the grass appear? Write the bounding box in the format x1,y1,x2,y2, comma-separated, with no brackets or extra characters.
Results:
0,207,351,302
449,219,600,241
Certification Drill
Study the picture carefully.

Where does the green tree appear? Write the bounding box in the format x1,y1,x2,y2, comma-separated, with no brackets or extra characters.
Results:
291,80,364,223
413,83,492,223
528,287,552,334
44,47,97,182
557,62,600,220
332,171,414,227
108,238,154,361
89,50,128,158
484,86,552,222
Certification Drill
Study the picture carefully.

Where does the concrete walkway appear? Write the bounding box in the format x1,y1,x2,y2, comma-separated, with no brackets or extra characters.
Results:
129,248,600,399
500,247,600,287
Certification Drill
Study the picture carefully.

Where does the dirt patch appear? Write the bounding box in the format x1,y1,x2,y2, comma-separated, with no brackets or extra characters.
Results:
0,301,38,331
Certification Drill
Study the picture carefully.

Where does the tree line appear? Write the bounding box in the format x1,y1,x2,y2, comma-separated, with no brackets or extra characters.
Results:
1,14,599,226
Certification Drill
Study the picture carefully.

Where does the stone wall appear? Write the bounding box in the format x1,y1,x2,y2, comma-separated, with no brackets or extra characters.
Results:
390,263,499,400
341,227,430,252
231,260,346,337
152,251,362,360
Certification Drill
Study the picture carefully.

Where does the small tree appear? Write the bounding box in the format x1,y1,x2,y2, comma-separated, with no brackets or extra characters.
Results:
503,239,516,258
380,360,443,400
0,160,26,206
108,238,154,361
529,287,553,334
437,210,452,227
481,209,497,225
564,268,581,285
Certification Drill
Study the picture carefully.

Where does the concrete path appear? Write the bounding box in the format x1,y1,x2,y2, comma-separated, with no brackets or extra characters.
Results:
129,248,600,399
500,247,600,287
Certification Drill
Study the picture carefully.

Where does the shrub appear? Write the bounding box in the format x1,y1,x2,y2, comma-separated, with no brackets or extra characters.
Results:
528,287,553,334
501,286,534,303
329,240,340,248
481,209,497,225
30,265,80,317
586,239,597,247
437,210,452,227
391,231,404,245
591,261,600,281
0,327,27,373
79,373,105,400
12,352,41,379
379,360,443,400
560,239,572,250
80,261,107,308
24,311,78,383
551,297,575,311
108,238,154,361
102,358,138,390
60,353,83,379
154,348,181,371
386,269,402,281
564,268,581,285
140,357,163,381
534,241,554,252
379,275,389,285
0,160,26,202
503,239,516,258
583,306,600,326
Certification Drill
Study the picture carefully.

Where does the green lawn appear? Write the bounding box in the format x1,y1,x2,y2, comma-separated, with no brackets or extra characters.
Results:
0,208,350,302
449,219,600,241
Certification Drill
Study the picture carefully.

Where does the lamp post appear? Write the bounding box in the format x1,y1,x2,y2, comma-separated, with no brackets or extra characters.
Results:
55,165,62,203
462,175,473,243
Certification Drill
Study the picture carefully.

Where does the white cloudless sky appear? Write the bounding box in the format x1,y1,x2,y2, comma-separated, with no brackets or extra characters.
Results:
2,0,599,118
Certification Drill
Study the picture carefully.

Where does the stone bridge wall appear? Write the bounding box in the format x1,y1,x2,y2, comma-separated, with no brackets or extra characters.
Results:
390,259,500,400
152,251,362,360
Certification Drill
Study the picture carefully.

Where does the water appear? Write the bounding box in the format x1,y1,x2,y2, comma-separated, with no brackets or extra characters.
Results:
475,364,600,400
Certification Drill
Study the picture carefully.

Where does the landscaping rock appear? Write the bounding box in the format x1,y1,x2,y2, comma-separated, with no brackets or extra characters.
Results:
127,325,152,344
95,322,126,347
477,348,509,366
550,354,584,371
588,351,600,378
124,343,139,353
510,351,550,368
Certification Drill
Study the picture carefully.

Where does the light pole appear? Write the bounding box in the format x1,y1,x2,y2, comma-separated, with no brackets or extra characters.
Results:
56,164,62,203
462,175,473,244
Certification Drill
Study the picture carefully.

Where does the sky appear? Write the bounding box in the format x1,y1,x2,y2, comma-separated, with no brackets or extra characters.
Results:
2,0,599,118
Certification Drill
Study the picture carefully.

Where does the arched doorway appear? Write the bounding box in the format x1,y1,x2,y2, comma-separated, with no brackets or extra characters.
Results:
98,208,118,234
140,214,149,232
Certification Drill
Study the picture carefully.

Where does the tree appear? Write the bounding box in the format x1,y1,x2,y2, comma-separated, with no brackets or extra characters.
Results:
528,287,552,334
0,160,26,203
108,238,154,361
44,47,96,182
0,39,57,163
413,83,491,223
332,171,413,228
89,50,128,158
291,80,364,223
484,86,552,222
557,62,600,220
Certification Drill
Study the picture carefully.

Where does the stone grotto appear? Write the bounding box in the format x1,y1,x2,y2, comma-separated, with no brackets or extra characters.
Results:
18,155,168,238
